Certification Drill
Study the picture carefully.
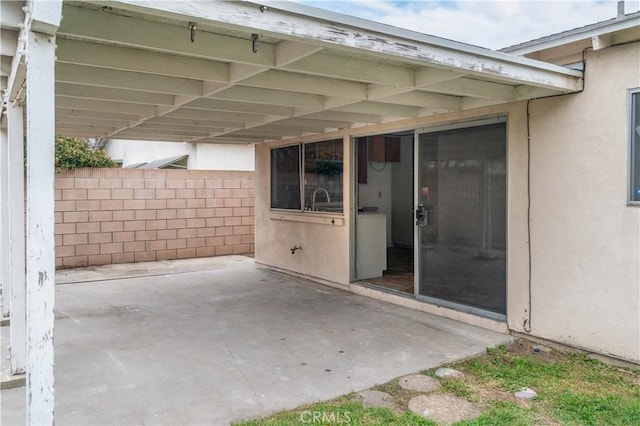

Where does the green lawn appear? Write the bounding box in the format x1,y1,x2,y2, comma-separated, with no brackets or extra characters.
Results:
234,340,640,425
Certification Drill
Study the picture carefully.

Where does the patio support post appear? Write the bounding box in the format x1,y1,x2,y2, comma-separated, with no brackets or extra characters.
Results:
0,110,10,319
8,100,26,374
25,29,57,425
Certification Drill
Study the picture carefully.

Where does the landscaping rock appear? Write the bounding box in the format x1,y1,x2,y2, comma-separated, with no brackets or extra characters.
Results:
408,394,482,424
532,344,552,354
354,389,398,411
398,374,441,392
515,387,537,399
435,367,465,379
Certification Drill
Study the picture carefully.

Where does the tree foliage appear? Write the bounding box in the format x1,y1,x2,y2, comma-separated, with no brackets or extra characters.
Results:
55,136,117,169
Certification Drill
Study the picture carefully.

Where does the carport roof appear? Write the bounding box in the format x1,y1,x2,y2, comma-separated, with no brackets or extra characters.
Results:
1,0,584,144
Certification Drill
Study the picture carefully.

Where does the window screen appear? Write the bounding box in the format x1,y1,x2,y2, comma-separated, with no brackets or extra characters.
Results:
271,145,301,210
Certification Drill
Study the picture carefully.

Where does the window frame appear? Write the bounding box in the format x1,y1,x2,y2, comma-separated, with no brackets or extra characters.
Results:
629,88,640,205
270,138,344,214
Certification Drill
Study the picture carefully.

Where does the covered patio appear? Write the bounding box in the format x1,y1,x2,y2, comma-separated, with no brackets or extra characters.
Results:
2,256,511,425
1,1,584,423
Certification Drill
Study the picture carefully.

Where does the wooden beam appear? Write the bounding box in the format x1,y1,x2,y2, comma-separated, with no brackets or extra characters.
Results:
164,107,265,124
145,116,246,129
109,133,187,142
56,123,119,134
58,5,275,67
56,107,143,123
301,110,382,124
275,40,323,67
106,0,582,91
0,109,9,319
380,91,461,110
56,38,229,82
1,56,12,77
136,122,226,134
56,116,132,129
57,97,158,116
5,28,27,103
228,64,270,83
212,86,324,108
240,69,367,98
1,30,19,56
25,29,56,426
333,101,420,117
0,1,24,30
591,34,613,51
56,63,203,96
284,52,414,86
26,0,62,35
271,117,351,129
185,98,294,116
415,68,465,87
56,83,175,106
8,101,26,375
424,78,516,101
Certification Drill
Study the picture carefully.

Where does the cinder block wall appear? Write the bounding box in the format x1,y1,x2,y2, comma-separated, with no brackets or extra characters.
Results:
54,168,254,269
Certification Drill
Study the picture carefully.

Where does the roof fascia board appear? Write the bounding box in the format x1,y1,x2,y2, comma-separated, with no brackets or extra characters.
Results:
103,0,583,92
504,15,640,55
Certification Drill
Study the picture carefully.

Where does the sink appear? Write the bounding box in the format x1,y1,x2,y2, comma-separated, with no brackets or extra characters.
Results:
311,201,343,213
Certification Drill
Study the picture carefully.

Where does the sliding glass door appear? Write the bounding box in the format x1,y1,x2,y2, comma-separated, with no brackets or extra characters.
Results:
415,121,506,317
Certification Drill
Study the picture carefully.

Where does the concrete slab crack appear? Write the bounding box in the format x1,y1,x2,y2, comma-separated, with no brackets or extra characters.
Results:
214,309,265,410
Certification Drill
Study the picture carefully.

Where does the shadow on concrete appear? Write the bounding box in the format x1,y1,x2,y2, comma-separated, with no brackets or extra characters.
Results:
1,255,511,425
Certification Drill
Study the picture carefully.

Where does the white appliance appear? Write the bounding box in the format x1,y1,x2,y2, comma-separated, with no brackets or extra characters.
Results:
356,213,387,279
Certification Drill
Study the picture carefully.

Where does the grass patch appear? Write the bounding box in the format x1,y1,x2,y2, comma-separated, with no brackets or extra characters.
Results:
234,339,640,425
236,401,437,426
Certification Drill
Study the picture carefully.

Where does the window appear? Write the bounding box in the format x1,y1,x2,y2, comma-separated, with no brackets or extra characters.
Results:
271,139,344,213
630,89,640,203
271,145,301,210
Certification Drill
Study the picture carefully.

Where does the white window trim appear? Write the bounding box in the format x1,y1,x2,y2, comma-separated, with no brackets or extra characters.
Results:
270,139,345,215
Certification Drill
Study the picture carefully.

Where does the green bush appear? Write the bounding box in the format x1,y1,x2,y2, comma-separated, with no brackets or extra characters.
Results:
55,136,116,169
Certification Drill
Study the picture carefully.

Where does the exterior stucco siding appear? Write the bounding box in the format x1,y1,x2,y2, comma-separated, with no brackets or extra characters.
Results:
524,43,640,362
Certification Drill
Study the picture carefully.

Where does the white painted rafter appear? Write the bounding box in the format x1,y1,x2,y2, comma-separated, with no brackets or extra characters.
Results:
56,82,175,105
239,70,368,99
57,5,276,66
56,107,143,123
42,0,586,143
57,97,158,116
56,38,230,82
275,40,323,67
106,0,582,91
56,63,204,96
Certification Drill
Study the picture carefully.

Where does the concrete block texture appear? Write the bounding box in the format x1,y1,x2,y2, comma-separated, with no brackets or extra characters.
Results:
54,168,255,268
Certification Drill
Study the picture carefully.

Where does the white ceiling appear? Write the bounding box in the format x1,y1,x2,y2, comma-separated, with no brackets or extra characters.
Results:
2,0,585,144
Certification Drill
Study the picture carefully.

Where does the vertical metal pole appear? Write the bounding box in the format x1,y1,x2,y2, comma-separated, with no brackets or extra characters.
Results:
25,30,56,425
9,101,26,374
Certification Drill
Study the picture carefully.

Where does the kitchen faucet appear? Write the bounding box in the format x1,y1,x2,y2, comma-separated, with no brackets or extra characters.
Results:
311,187,330,211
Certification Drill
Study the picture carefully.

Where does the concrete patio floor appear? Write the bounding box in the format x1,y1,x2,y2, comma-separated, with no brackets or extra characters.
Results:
1,255,512,425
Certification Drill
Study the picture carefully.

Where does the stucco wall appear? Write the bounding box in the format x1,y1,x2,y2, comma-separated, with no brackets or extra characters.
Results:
521,43,640,362
255,137,352,284
254,42,640,363
55,168,254,268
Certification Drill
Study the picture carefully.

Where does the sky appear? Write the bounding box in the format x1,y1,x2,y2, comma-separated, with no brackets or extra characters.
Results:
292,0,640,49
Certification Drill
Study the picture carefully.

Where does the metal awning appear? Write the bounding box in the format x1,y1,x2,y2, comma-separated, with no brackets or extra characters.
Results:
3,1,583,145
